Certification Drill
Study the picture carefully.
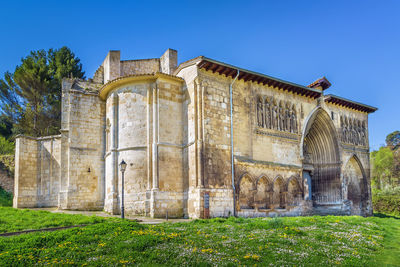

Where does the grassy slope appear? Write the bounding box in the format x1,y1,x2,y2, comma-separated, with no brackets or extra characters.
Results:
0,188,105,233
0,211,398,266
372,214,400,266
0,207,105,233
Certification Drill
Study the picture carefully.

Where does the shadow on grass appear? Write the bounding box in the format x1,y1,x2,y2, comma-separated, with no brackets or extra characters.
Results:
374,212,400,220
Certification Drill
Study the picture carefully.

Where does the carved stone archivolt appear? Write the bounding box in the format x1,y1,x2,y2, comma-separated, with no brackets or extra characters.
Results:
256,96,298,134
236,173,303,210
340,115,367,146
303,109,342,205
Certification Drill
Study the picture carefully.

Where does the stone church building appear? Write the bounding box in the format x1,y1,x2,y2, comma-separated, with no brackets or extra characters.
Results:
13,49,377,218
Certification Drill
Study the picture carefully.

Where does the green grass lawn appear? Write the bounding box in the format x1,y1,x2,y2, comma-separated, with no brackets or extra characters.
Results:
0,187,104,233
0,207,105,233
0,209,399,266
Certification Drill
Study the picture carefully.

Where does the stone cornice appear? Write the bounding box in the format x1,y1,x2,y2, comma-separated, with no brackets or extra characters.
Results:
235,155,302,170
99,72,184,100
15,134,61,140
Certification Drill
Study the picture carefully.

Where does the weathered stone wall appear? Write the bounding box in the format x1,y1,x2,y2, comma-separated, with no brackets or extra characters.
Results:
97,49,179,85
154,79,185,217
326,103,372,215
104,83,149,216
103,76,185,218
37,136,61,207
160,49,178,75
14,49,375,218
120,59,160,76
176,65,202,218
103,51,121,83
13,137,38,208
59,80,105,210
93,65,104,84
177,67,374,218
13,135,61,208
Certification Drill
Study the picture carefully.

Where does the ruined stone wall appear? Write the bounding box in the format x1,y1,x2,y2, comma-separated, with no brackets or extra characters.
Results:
103,51,121,83
160,49,178,75
37,136,61,207
93,65,104,84
60,80,105,210
13,137,38,208
120,59,160,76
13,135,61,208
97,49,178,84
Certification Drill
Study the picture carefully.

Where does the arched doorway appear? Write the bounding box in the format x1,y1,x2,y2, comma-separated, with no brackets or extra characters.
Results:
273,176,285,209
238,174,255,209
343,155,367,214
255,175,271,209
302,108,341,206
287,177,302,207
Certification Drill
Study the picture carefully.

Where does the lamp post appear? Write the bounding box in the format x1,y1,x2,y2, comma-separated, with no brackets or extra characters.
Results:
119,159,127,219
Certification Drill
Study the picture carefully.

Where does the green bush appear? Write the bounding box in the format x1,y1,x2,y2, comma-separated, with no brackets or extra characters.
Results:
0,154,14,176
372,187,400,216
0,187,12,207
0,136,14,155
0,136,15,176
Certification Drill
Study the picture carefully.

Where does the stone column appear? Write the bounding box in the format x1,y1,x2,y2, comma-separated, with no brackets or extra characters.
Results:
110,92,119,214
152,84,159,190
150,83,159,218
147,85,153,190
146,85,153,216
195,79,205,188
59,129,69,209
49,138,53,197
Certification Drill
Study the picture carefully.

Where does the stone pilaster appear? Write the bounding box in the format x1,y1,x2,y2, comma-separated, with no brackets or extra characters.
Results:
111,92,119,214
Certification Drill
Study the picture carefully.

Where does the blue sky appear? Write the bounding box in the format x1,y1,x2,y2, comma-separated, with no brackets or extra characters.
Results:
0,0,399,150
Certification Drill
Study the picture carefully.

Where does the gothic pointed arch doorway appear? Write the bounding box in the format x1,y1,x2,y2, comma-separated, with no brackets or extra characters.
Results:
343,155,368,214
302,108,342,206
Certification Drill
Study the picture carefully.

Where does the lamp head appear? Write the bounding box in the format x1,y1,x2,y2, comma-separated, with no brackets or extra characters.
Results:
119,159,127,172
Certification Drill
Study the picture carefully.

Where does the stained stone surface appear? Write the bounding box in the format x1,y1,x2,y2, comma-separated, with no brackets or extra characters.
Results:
13,49,375,218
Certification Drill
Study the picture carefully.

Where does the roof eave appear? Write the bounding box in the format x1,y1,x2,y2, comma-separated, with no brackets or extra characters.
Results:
324,94,378,113
197,57,322,98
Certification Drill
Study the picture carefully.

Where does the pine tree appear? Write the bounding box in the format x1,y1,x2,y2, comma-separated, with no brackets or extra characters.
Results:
0,46,85,137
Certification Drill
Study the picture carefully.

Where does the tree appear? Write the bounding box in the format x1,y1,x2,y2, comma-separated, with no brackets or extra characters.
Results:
385,131,400,183
0,115,13,139
0,47,85,137
371,147,394,189
386,131,400,150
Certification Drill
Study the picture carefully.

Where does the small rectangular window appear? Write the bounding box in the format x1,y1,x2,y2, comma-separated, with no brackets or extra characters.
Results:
331,111,335,120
